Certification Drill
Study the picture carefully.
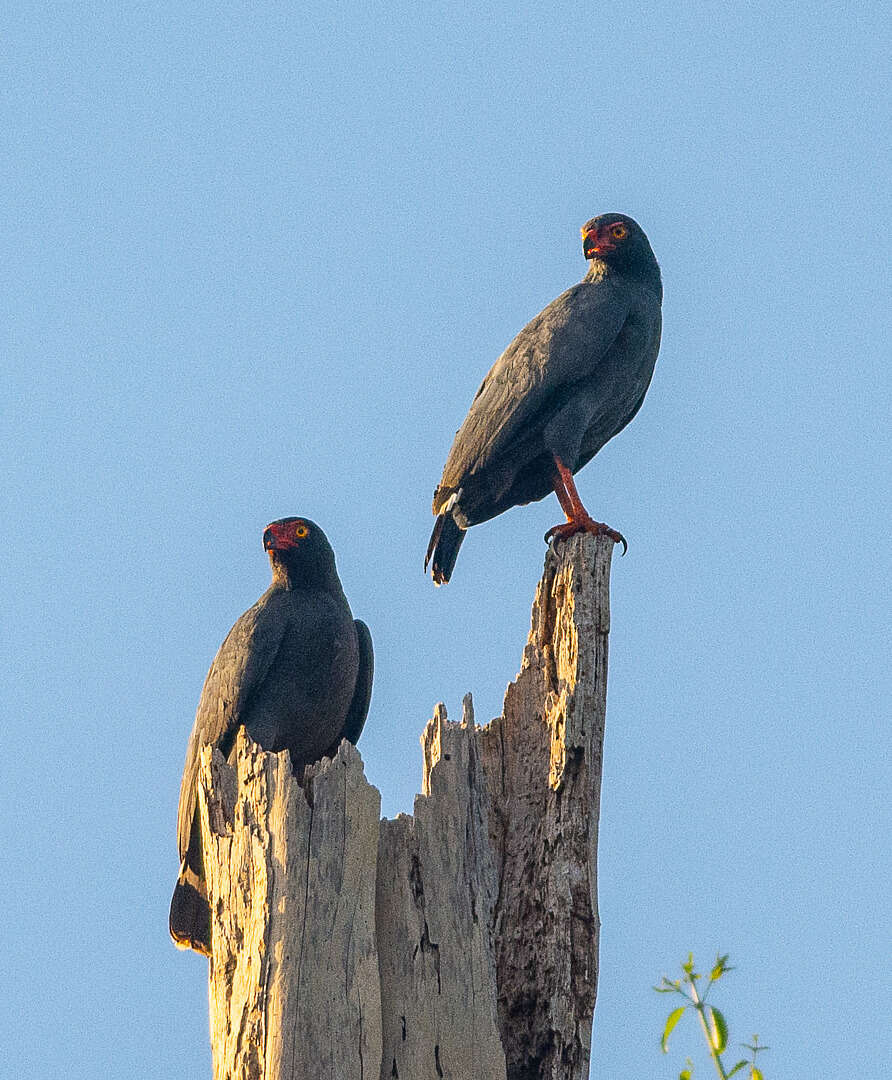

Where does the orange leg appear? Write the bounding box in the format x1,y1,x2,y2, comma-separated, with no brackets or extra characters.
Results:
546,456,627,554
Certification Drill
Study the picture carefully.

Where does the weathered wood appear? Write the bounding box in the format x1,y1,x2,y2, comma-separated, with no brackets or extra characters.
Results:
377,704,506,1080
478,531,611,1080
197,531,612,1080
199,732,382,1080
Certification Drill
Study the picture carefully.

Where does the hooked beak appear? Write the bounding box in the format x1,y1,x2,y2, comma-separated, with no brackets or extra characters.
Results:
582,228,608,258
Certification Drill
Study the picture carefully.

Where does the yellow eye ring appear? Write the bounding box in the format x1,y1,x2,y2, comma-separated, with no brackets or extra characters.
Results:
295,524,309,539
611,223,627,240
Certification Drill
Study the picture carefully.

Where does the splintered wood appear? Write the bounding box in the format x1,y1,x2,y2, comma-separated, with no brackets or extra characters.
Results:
199,532,612,1080
200,736,382,1080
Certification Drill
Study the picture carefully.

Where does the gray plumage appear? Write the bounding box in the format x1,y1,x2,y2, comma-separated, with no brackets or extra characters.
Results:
170,517,373,954
426,213,662,583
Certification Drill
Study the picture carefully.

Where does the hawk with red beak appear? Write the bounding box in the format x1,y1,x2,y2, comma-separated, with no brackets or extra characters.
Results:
170,517,373,954
426,213,662,583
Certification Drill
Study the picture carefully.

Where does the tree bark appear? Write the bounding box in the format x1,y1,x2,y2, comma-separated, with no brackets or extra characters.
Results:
198,531,612,1080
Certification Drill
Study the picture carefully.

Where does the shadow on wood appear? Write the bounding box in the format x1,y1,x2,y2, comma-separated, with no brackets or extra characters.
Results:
198,531,613,1080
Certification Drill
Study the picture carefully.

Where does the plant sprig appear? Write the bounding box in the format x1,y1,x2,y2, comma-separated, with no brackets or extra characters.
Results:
655,953,768,1080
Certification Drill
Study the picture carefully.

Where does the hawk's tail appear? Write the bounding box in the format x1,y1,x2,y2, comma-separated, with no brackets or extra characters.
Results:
169,820,211,956
424,513,466,585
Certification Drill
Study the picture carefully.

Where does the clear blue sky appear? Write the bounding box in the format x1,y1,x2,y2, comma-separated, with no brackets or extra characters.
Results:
2,4,888,1078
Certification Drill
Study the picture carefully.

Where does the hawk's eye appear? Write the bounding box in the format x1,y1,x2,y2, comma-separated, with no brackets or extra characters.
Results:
610,223,627,240
295,523,309,539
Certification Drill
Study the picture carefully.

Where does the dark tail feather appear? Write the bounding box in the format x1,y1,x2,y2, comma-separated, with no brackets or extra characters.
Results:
169,871,211,955
425,513,466,585
169,817,211,955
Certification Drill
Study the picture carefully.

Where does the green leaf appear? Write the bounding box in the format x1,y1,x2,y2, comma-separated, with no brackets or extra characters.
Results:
662,1006,687,1052
709,1006,728,1053
710,954,732,981
741,1036,769,1054
727,1062,748,1077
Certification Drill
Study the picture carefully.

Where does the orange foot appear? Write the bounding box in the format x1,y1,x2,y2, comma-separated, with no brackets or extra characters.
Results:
544,515,627,555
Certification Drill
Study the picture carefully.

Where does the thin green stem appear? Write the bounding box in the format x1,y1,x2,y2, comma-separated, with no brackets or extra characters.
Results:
688,976,728,1080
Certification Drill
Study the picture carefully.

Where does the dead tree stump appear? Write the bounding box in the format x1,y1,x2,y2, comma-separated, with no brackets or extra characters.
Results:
197,531,613,1080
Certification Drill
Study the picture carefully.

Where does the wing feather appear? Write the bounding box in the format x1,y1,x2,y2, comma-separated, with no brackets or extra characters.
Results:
339,619,373,746
435,278,631,504
175,591,289,857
